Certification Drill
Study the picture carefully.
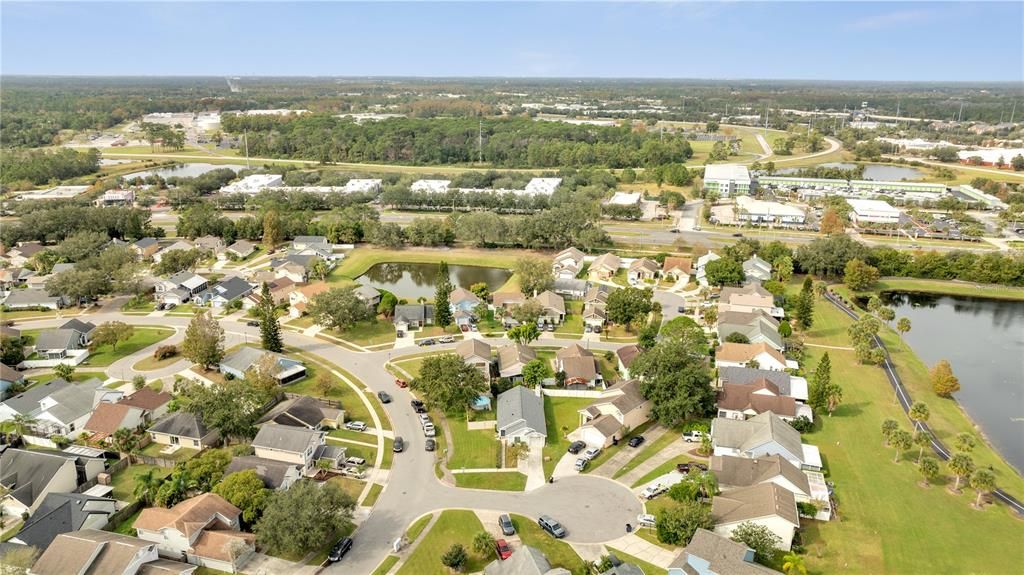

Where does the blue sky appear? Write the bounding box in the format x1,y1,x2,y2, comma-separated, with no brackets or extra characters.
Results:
2,1,1021,81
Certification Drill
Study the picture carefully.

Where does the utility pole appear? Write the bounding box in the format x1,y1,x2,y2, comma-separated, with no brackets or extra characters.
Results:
478,119,483,164
1011,102,1017,124
958,102,965,123
243,129,250,169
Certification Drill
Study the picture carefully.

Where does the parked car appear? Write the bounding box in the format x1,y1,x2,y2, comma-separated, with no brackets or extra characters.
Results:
538,515,567,539
438,335,455,343
393,437,404,452
592,325,602,333
682,430,704,443
165,303,177,310
345,421,368,432
345,456,366,467
628,435,646,448
636,513,656,528
732,232,744,237
425,438,436,452
567,440,586,454
419,338,435,346
423,424,436,437
411,400,427,414
574,458,588,472
395,378,408,388
377,391,392,403
339,467,364,479
419,414,432,425
584,325,593,333
582,447,601,461
498,514,515,536
246,320,260,327
327,537,353,563
545,323,555,332
496,539,513,560
641,484,667,500
693,225,702,231
676,462,691,473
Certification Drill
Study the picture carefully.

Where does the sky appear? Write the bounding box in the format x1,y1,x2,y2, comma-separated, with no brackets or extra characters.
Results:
2,1,1021,82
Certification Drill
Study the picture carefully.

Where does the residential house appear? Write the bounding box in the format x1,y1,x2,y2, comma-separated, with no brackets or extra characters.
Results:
497,343,536,379
2,289,67,311
627,258,659,284
9,378,111,436
570,379,651,448
6,242,45,268
288,282,330,318
716,310,783,351
29,529,198,575
661,256,693,284
152,240,196,264
717,379,812,422
393,304,434,334
33,329,87,362
1,364,26,400
269,254,318,283
711,454,831,521
0,267,36,289
354,284,382,308
291,236,330,251
669,528,780,575
251,425,330,474
50,263,76,275
118,388,173,421
224,456,302,491
715,342,790,371
711,411,822,471
59,319,96,346
450,287,482,327
219,346,306,384
742,255,772,283
256,395,341,430
717,366,808,402
197,276,255,309
82,402,150,442
694,251,722,286
131,238,161,259
147,412,219,450
0,449,82,517
484,545,570,575
134,493,255,573
456,339,493,382
193,236,225,258
11,493,117,549
588,253,621,281
533,290,565,326
552,278,588,299
552,247,585,280
496,386,546,443
0,324,22,339
615,344,641,379
582,285,612,328
711,483,800,551
154,272,209,306
225,239,256,260
554,344,601,388
718,283,780,318
491,291,526,312
244,277,297,309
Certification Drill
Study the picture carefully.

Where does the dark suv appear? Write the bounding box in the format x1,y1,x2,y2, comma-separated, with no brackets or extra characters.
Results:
538,515,567,539
567,440,586,454
498,514,515,536
327,537,353,562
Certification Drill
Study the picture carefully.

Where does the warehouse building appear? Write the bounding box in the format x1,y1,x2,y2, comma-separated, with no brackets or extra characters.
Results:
704,164,753,197
735,196,806,224
846,198,901,225
220,174,284,195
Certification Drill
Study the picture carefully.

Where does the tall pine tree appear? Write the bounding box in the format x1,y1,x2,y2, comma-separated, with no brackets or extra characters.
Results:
795,276,815,329
809,352,831,412
434,261,453,327
258,282,283,352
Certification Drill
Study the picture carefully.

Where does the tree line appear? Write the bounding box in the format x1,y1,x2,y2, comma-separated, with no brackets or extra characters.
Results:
1,148,100,186
1,204,160,246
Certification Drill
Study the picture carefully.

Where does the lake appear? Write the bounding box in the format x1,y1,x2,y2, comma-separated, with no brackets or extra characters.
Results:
880,292,1024,473
777,162,925,181
356,262,512,299
123,163,249,179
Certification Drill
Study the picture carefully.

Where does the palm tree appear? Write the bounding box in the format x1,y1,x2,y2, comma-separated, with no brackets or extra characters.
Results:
954,432,976,454
133,468,162,506
908,401,930,432
472,530,495,557
111,428,140,466
948,453,974,492
881,419,899,446
969,468,995,508
890,430,912,463
782,552,807,575
918,456,939,487
53,363,76,380
11,414,37,436
824,382,843,416
896,317,911,345
913,431,932,464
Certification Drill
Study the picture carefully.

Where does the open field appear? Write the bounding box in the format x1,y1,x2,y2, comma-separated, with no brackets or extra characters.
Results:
453,471,527,491
327,246,528,285
395,510,490,575
84,327,175,366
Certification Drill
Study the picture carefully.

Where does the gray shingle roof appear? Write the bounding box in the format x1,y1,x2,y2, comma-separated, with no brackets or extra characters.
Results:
43,379,104,424
207,276,254,301
59,319,96,335
252,425,323,454
712,411,803,463
497,386,545,438
225,456,301,490
485,545,558,575
671,529,778,574
147,411,210,440
4,289,63,308
0,378,72,416
34,329,78,351
258,396,325,429
13,492,116,548
718,367,793,396
0,448,76,508
133,237,158,249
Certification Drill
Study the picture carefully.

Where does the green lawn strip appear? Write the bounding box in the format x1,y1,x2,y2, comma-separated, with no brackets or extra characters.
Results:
0,309,64,321
395,509,491,575
405,513,434,542
370,555,400,575
83,327,175,367
793,295,1024,574
327,476,366,501
327,428,376,443
193,567,233,575
541,396,593,478
362,483,384,507
453,471,527,491
509,514,588,574
381,437,395,469
613,426,682,479
26,372,97,387
554,301,585,337
867,278,1024,301
583,420,655,472
111,509,143,535
605,547,668,575
336,443,376,464
121,300,157,313
393,357,429,379
139,442,198,462
632,527,679,552
446,412,501,470
110,464,171,501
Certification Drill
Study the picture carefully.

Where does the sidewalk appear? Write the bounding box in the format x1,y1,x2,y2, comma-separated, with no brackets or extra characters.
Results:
604,533,679,568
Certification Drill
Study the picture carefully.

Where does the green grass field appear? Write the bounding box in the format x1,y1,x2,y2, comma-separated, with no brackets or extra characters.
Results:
405,513,434,542
83,327,175,367
362,482,384,506
446,412,501,470
541,396,592,478
110,464,171,501
509,514,588,575
327,246,526,283
453,471,527,491
395,510,490,575
862,277,1024,301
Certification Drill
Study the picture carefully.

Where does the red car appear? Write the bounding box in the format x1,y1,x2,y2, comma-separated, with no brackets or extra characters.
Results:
395,378,408,388
496,539,513,560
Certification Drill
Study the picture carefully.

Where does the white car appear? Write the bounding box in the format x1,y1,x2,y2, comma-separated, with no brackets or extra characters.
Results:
345,421,368,432
423,423,436,437
419,414,431,425
637,513,656,528
682,430,704,443
582,447,601,461
641,484,667,500
345,456,366,467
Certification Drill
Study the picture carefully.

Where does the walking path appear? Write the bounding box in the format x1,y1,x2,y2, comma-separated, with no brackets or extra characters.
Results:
805,343,855,351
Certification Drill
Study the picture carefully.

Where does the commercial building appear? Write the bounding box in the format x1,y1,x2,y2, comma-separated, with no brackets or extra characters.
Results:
957,185,1009,210
758,176,848,191
957,147,1024,166
341,178,383,193
410,179,451,194
734,196,806,224
605,191,642,206
220,174,283,195
17,186,91,201
846,198,901,225
523,177,563,196
703,164,753,197
848,180,948,194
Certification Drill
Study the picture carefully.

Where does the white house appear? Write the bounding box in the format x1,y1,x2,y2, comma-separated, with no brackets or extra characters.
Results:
742,255,772,282
251,425,327,473
496,386,546,443
552,247,585,280
711,411,822,471
711,483,800,551
570,379,651,448
695,251,722,286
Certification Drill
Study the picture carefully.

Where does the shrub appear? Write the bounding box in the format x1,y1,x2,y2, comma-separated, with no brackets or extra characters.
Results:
788,415,813,433
797,501,818,517
153,345,178,360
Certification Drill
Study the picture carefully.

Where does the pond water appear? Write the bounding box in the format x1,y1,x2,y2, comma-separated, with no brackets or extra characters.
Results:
880,292,1024,473
123,163,248,180
356,262,512,299
777,162,925,181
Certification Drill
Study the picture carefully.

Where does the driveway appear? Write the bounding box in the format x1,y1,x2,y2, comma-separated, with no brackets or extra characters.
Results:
591,425,669,479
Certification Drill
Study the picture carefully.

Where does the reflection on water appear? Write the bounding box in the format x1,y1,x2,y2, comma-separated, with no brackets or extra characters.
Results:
357,262,512,299
124,163,248,179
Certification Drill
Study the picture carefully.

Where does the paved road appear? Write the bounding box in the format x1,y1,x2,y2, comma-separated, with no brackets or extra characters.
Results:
14,311,642,573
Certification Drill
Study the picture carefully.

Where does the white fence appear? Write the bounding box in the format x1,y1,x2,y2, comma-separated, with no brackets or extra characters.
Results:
541,388,603,399
20,349,90,369
467,420,496,431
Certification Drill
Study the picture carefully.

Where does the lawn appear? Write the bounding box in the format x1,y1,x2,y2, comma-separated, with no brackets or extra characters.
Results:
26,372,98,387
83,327,175,367
327,428,375,443
133,352,182,371
405,513,434,542
791,291,1024,574
453,471,527,491
328,319,397,347
446,412,501,470
554,300,585,337
362,482,384,506
509,514,588,575
605,547,668,575
0,309,65,321
541,396,592,478
632,459,688,488
370,555,400,575
111,509,143,535
121,299,157,314
613,426,682,479
381,437,395,469
110,464,171,501
395,510,490,575
139,442,198,462
862,277,1024,301
327,476,366,501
